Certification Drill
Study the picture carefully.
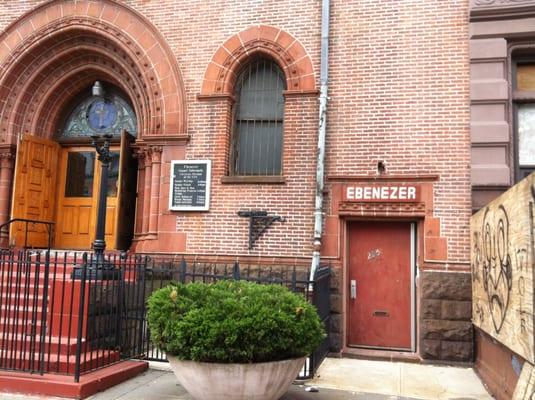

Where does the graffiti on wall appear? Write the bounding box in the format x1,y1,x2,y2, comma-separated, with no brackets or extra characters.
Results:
471,174,535,363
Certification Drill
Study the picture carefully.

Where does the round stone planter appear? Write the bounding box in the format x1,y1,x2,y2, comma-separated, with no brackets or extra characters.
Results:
167,355,306,400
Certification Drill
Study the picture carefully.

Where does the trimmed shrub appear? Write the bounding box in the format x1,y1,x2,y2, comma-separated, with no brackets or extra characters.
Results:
147,280,325,363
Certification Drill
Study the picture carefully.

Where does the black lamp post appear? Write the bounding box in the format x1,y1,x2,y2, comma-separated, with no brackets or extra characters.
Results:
73,133,118,280
91,133,112,259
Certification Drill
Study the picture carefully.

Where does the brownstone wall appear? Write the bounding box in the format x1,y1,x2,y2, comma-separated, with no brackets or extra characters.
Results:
419,271,473,361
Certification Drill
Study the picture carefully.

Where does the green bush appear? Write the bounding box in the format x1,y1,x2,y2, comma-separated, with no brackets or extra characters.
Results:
147,280,326,363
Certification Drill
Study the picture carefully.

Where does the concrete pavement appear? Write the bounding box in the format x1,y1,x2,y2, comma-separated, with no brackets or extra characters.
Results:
0,357,493,400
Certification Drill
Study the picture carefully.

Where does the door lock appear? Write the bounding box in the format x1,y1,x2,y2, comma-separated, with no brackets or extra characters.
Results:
350,279,357,299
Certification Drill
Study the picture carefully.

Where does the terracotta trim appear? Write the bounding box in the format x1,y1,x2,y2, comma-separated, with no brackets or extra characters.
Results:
136,135,191,144
220,175,286,184
200,25,316,96
338,201,427,217
196,93,236,102
327,174,440,182
283,89,320,98
0,1,187,142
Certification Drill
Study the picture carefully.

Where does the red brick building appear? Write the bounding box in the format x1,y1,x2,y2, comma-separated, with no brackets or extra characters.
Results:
0,0,471,367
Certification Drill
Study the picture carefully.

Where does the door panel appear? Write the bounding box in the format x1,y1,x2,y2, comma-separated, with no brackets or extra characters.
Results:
115,131,137,250
347,221,413,350
10,135,60,247
55,147,124,250
55,149,96,249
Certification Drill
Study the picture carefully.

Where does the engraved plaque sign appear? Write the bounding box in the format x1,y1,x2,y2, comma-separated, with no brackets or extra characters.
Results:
169,160,211,211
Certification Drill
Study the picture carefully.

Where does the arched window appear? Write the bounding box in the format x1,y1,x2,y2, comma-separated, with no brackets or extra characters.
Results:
59,82,137,140
231,58,286,176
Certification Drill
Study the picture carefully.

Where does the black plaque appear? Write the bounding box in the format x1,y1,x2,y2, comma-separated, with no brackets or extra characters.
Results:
169,160,211,211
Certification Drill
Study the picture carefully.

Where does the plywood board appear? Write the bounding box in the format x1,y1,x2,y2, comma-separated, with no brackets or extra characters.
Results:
471,173,535,363
513,362,535,400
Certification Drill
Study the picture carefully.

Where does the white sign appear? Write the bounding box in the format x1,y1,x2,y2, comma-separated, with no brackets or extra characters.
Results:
345,185,418,201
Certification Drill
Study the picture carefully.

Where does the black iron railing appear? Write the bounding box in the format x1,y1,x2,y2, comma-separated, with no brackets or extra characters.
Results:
0,218,54,250
0,250,330,382
0,250,147,381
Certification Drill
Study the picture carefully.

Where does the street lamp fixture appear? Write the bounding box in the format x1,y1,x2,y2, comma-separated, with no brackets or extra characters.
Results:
72,133,119,280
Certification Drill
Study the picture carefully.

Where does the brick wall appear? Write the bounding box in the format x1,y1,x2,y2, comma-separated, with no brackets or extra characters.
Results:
0,0,470,261
0,0,472,360
326,0,471,266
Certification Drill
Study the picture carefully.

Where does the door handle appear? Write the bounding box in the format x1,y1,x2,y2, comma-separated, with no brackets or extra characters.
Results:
350,280,357,299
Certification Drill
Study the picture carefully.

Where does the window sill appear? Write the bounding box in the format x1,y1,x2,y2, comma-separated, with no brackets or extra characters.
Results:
220,175,286,184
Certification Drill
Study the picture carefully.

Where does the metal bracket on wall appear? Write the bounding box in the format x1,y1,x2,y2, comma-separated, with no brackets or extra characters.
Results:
237,210,285,249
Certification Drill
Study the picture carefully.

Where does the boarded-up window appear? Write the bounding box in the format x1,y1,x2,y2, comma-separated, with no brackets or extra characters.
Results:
231,59,286,176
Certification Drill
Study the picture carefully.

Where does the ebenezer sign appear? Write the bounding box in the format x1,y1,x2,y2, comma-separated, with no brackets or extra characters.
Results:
169,160,211,211
343,184,421,202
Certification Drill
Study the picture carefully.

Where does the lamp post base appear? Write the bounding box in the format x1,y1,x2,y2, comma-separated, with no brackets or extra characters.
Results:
71,256,120,280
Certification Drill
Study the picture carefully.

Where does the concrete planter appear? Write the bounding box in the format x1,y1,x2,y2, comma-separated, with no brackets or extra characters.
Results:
167,355,306,400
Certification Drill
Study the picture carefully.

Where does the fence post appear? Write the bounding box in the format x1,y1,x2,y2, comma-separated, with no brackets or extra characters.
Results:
291,266,297,292
179,257,187,283
232,261,240,280
38,250,51,374
74,253,88,383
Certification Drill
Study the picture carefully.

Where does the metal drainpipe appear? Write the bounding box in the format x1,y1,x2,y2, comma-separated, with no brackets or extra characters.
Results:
310,0,330,282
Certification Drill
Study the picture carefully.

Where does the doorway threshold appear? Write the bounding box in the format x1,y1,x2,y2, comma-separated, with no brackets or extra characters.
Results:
342,347,421,363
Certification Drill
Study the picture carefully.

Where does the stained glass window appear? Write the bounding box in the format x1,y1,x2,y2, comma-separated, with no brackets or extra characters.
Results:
60,90,137,138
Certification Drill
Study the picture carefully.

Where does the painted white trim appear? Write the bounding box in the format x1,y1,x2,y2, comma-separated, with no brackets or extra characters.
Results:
168,160,211,211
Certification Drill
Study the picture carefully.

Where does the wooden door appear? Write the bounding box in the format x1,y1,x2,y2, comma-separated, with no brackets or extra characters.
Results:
55,146,121,250
55,148,98,249
115,131,137,250
347,221,414,350
10,135,60,247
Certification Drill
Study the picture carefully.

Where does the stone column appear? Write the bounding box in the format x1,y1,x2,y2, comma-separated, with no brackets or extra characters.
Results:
142,149,152,235
0,149,15,245
148,146,162,235
133,149,146,237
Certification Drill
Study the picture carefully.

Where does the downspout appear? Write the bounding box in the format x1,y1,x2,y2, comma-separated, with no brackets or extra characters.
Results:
310,0,330,282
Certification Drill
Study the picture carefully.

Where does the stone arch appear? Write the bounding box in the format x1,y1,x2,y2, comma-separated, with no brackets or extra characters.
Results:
200,25,316,97
0,0,186,144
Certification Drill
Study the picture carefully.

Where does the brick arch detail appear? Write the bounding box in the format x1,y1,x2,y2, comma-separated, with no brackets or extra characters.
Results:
0,0,186,144
200,25,316,97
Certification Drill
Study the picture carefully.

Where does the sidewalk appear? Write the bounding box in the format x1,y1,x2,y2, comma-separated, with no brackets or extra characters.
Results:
0,357,493,400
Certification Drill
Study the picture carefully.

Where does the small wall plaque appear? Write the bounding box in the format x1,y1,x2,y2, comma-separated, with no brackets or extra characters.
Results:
169,160,211,211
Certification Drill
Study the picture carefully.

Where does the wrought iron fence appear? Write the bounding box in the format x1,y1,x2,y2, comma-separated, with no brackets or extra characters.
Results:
135,256,331,379
0,250,330,382
0,250,147,382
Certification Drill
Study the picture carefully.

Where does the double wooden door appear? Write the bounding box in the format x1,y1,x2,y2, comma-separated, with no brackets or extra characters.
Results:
11,133,137,250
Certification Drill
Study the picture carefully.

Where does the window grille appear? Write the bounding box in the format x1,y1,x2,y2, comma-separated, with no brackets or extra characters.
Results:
232,58,286,176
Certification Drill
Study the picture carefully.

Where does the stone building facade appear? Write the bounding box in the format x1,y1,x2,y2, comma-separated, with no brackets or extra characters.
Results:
0,0,471,363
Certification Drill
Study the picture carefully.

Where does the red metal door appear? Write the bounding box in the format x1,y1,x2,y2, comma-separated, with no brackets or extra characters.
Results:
347,221,413,350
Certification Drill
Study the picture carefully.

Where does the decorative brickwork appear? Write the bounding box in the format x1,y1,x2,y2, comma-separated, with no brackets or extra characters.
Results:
0,0,186,143
200,25,316,97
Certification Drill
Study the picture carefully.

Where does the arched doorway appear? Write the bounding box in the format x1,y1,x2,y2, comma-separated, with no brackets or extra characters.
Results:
0,0,187,251
10,82,138,250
